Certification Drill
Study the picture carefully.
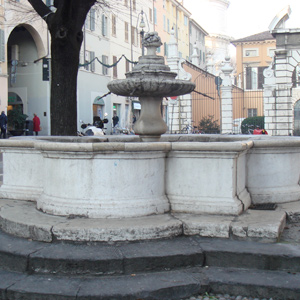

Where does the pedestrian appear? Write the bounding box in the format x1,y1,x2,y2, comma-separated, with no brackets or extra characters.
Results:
33,113,41,136
133,114,136,124
112,113,119,127
0,111,7,139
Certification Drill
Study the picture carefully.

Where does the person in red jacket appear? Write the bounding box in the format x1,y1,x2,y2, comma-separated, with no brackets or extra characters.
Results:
253,126,268,135
33,113,41,136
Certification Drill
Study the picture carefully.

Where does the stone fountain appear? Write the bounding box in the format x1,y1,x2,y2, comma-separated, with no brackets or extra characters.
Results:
0,32,300,244
107,32,195,141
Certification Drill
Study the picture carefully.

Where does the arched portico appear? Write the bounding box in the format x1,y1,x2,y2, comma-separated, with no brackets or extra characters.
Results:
7,23,50,135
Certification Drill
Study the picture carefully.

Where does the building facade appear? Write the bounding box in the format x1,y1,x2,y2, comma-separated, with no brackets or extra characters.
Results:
183,0,232,75
2,0,155,135
0,0,7,114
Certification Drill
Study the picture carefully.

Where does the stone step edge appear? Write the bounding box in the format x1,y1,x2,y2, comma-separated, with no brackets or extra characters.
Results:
1,229,300,276
1,267,299,300
0,199,287,243
205,266,300,300
0,267,207,300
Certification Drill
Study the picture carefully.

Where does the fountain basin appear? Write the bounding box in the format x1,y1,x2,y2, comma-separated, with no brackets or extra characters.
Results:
1,135,300,219
107,76,195,97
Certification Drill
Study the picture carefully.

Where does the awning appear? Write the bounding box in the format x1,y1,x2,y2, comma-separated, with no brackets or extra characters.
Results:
93,96,105,105
133,102,141,110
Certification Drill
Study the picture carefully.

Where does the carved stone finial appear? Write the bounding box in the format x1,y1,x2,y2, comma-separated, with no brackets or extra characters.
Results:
143,32,162,48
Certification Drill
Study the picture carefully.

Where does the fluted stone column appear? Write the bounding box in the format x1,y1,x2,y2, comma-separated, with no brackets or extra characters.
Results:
220,56,233,134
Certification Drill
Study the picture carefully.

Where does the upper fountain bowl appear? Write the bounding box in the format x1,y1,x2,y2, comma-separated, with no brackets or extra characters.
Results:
107,32,195,97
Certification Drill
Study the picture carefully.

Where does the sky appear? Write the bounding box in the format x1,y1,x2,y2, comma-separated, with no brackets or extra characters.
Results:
227,0,300,39
184,0,300,40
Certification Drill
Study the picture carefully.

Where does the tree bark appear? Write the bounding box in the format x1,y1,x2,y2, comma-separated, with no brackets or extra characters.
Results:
27,0,96,135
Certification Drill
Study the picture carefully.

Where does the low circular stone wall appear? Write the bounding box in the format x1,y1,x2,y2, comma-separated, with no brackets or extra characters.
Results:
1,135,300,218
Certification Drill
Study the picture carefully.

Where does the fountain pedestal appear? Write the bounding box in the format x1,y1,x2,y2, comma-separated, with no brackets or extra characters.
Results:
107,32,195,141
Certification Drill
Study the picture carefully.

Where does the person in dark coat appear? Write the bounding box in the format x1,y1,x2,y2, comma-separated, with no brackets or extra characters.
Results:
112,113,119,127
33,113,41,136
0,111,8,139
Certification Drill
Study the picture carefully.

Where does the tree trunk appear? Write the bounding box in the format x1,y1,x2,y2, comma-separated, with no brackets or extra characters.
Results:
49,24,81,136
27,0,97,136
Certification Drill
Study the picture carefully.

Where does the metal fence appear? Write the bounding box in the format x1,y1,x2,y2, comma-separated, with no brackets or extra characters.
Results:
184,63,265,134
191,67,221,133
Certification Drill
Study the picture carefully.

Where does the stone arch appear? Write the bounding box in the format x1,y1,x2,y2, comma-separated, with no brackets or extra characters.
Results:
7,23,47,59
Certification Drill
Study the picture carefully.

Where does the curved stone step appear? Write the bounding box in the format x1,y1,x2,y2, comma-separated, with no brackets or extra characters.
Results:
205,266,300,300
0,200,182,242
1,266,300,300
0,199,288,243
0,268,207,300
1,227,300,278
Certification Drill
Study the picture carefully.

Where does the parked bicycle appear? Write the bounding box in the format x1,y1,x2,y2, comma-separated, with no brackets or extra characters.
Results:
180,121,199,134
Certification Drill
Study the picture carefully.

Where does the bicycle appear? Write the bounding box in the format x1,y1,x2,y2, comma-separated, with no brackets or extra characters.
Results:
242,124,254,134
180,121,198,134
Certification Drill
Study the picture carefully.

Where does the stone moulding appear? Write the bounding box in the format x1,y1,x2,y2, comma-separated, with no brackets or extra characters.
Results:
0,136,300,218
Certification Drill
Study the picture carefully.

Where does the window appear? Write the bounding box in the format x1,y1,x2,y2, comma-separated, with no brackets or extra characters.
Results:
248,109,257,118
125,22,129,42
90,9,95,31
112,14,116,36
268,48,276,57
131,26,137,46
102,14,108,36
132,0,136,11
163,0,166,9
184,15,188,26
244,48,258,57
124,0,128,7
167,19,170,33
0,29,4,62
163,15,166,31
245,66,267,90
292,64,300,88
126,60,130,73
102,55,108,75
154,8,157,25
149,8,153,23
164,42,168,57
84,51,95,72
46,0,53,7
113,56,118,78
85,13,90,30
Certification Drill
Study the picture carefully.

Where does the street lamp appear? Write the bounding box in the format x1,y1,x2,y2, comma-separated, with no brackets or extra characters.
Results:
137,10,148,56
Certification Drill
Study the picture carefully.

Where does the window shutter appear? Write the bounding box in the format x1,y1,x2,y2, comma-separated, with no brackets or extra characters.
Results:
113,56,117,78
90,51,95,72
164,42,168,57
258,67,266,89
0,29,4,62
102,55,108,75
102,14,107,36
246,67,252,90
90,9,95,31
